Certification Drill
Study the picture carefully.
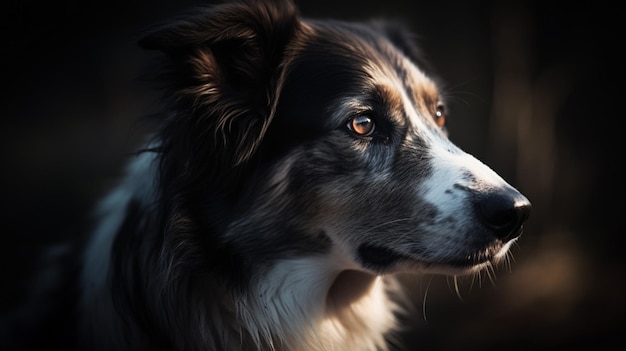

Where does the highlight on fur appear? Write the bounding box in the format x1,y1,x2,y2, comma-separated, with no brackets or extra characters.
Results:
3,1,531,350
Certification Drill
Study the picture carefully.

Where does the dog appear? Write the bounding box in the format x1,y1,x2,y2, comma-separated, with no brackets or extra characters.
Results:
7,0,531,350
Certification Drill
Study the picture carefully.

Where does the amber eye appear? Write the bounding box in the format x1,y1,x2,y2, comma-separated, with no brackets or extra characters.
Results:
348,115,375,136
435,105,446,128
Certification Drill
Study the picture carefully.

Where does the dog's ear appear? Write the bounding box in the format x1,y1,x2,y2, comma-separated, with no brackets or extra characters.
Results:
139,0,299,165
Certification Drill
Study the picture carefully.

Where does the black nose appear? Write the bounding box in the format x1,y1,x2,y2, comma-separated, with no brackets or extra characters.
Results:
475,188,531,241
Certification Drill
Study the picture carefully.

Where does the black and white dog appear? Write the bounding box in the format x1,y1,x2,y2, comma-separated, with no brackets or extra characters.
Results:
23,0,532,350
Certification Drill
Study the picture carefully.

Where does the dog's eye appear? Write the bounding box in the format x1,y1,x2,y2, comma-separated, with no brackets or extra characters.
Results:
435,105,446,128
348,115,376,136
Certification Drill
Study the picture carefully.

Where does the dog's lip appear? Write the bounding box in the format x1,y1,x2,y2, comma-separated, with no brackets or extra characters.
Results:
437,256,492,268
418,260,492,275
409,243,511,274
357,240,511,275
417,254,492,271
357,244,413,271
416,239,516,274
358,244,498,274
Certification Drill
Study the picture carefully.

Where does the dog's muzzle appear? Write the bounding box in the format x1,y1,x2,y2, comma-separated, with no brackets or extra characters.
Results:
474,187,531,241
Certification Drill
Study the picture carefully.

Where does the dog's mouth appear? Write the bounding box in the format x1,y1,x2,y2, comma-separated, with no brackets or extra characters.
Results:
357,241,511,275
357,244,412,269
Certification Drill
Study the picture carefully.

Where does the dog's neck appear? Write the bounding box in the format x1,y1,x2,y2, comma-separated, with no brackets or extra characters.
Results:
233,252,399,351
327,269,379,314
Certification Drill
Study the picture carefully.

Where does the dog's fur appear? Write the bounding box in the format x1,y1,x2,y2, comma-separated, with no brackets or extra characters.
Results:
5,1,531,350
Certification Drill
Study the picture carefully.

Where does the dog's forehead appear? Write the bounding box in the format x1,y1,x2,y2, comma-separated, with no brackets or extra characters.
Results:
282,20,441,129
360,45,441,128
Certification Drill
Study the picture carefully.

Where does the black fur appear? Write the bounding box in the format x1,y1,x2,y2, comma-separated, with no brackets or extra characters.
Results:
2,1,531,350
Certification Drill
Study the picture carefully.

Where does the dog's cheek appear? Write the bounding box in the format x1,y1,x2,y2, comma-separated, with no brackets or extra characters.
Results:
282,139,370,190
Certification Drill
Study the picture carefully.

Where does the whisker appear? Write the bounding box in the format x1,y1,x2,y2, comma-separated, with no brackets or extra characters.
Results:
504,252,514,272
453,276,463,301
485,263,497,286
357,217,415,237
468,271,478,293
441,80,489,106
421,276,434,323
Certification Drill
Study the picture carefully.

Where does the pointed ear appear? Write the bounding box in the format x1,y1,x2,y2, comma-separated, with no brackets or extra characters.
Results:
140,0,299,165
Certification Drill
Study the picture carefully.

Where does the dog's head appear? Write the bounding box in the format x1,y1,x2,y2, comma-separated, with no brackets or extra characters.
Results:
140,0,531,278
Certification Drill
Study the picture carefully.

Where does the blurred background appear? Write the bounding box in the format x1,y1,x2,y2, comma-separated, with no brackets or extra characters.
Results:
1,0,623,349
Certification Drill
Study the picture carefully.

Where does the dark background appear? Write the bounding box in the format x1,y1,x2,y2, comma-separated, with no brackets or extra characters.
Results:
1,0,623,349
